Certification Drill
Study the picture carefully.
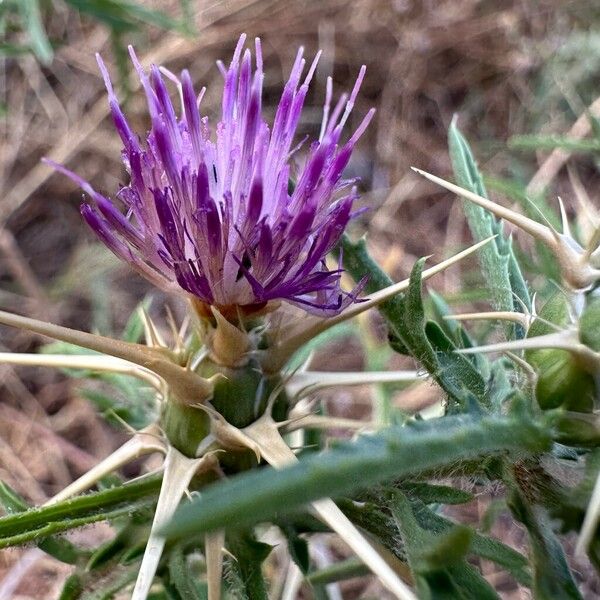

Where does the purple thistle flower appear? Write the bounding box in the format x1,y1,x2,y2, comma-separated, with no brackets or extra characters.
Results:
48,35,373,317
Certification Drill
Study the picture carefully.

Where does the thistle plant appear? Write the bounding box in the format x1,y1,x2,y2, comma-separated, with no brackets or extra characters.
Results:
0,34,599,600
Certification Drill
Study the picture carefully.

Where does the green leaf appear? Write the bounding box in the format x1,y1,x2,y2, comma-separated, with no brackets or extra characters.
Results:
0,480,29,513
402,482,473,505
168,545,207,600
80,564,140,600
58,574,84,600
486,360,514,412
0,42,32,58
225,531,272,600
86,518,149,570
163,411,551,541
122,301,149,343
548,449,600,568
282,525,310,574
428,290,472,348
18,0,53,64
448,119,530,321
306,558,369,586
509,134,600,153
391,491,499,599
484,174,562,282
424,320,487,410
341,237,487,408
286,321,357,371
63,0,187,33
406,496,531,586
426,290,491,382
579,296,600,352
336,497,405,559
82,386,157,430
0,474,160,548
41,339,158,429
508,488,583,599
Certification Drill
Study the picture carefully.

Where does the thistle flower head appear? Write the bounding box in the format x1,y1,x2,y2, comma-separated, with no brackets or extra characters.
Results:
49,35,373,317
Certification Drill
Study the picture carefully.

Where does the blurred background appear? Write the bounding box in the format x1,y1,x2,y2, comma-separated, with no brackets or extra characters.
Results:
1,0,599,597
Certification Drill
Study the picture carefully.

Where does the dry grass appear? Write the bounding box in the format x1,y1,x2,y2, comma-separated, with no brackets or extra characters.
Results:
0,0,598,597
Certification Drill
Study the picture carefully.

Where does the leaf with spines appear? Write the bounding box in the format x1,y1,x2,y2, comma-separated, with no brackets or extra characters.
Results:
341,236,487,409
449,119,530,323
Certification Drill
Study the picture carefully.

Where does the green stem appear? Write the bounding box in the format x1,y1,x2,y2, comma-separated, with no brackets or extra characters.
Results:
0,474,161,541
307,557,370,585
0,501,152,548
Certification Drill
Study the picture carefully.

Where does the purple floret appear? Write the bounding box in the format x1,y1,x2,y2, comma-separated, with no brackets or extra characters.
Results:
48,35,373,316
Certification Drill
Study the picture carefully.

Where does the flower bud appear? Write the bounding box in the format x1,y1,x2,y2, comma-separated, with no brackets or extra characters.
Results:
580,296,600,352
195,356,287,429
526,292,595,412
551,411,600,447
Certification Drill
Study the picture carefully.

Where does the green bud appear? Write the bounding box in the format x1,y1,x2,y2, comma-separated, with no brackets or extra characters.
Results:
196,357,288,429
526,292,595,412
580,296,600,352
161,400,211,458
161,356,288,459
533,355,595,412
528,291,571,336
551,411,600,447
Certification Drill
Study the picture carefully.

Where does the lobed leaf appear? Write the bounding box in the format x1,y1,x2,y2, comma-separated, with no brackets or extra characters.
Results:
341,237,488,409
449,120,530,322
